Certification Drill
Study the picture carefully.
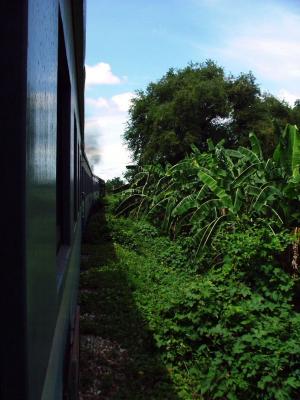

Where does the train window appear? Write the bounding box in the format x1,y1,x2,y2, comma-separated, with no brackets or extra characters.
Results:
78,144,80,207
56,13,71,251
74,117,78,221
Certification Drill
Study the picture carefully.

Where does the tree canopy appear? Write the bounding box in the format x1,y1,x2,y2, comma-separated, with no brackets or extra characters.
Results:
106,177,126,193
124,61,296,165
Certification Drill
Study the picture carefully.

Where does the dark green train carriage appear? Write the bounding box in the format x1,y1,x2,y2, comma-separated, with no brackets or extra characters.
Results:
0,1,103,399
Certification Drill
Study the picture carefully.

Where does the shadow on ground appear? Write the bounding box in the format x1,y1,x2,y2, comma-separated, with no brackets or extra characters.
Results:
79,200,179,400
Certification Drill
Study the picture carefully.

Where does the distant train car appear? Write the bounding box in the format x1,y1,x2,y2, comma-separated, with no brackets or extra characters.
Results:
81,153,105,221
0,1,103,399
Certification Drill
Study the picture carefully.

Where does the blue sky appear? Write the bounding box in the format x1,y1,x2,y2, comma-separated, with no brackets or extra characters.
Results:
85,0,300,180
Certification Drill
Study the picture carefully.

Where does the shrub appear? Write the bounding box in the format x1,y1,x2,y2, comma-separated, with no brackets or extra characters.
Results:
107,198,300,399
145,223,300,399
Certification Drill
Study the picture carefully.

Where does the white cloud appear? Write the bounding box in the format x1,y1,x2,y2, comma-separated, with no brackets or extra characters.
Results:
85,62,122,86
220,37,300,82
85,92,137,180
195,4,300,94
277,89,300,107
86,92,136,114
85,97,109,108
112,92,136,112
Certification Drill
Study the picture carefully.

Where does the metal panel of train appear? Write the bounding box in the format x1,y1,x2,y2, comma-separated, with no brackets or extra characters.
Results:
0,1,104,399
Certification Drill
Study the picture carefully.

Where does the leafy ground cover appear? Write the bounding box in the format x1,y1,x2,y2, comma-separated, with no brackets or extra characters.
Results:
80,197,300,399
79,203,180,399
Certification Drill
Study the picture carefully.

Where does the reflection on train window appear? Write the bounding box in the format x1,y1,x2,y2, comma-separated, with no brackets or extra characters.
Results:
56,13,71,251
74,116,78,221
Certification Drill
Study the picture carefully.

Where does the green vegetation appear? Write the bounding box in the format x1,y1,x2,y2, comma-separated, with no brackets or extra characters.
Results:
82,61,300,398
105,177,126,193
100,123,300,399
119,124,300,256
80,200,300,399
80,204,181,399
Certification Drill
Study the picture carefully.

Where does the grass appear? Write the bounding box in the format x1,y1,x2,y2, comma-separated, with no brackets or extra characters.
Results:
79,199,183,399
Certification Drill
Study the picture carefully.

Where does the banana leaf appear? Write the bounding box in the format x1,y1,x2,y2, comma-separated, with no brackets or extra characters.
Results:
273,124,300,179
231,162,262,188
249,132,263,160
233,188,243,213
198,169,233,209
191,199,221,222
196,215,227,254
238,147,261,164
172,194,198,216
252,185,281,212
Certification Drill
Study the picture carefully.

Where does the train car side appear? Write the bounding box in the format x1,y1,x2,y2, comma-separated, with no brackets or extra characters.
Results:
0,1,102,399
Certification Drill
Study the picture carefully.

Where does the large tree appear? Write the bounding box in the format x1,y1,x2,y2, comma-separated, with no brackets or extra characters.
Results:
124,61,292,165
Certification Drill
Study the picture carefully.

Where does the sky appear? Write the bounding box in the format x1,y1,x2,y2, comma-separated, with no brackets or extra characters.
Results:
85,0,300,180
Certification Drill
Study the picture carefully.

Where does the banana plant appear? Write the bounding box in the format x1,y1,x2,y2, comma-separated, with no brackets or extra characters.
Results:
273,124,300,180
118,125,300,258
